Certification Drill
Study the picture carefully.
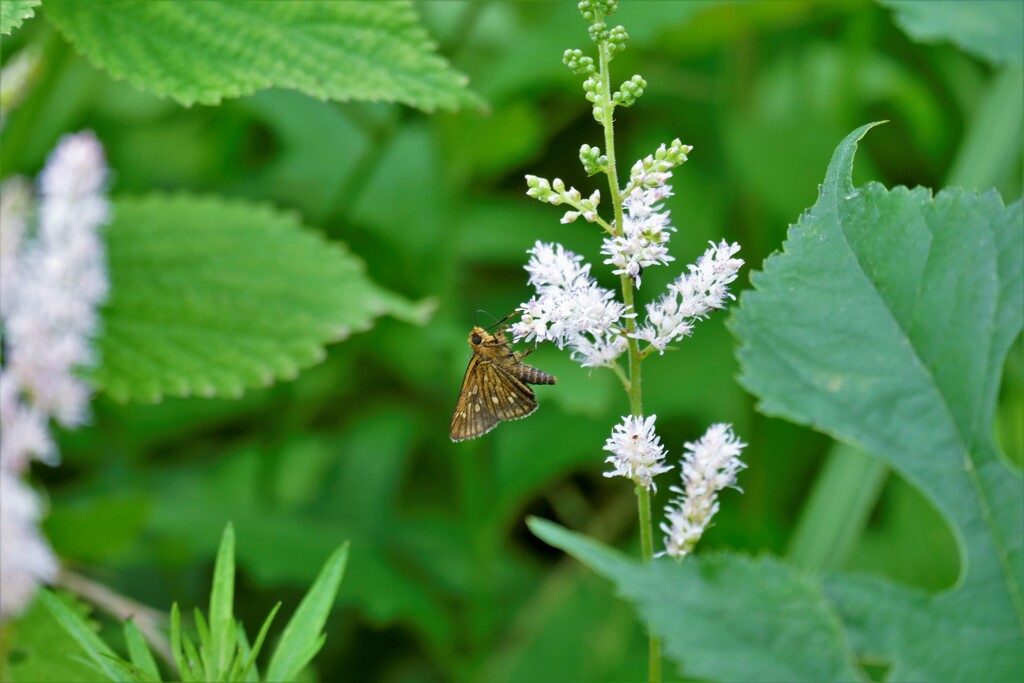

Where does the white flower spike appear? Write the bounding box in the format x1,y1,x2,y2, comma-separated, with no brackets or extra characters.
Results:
658,423,747,560
603,414,672,491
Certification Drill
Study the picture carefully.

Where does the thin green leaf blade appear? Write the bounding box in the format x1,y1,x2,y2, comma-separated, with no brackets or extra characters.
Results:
170,603,192,682
209,524,236,680
181,634,203,683
529,519,864,683
238,603,280,682
98,653,161,683
731,123,1024,680
95,194,428,403
265,543,349,682
38,590,131,682
43,0,483,110
882,0,1023,67
122,619,160,681
0,0,38,34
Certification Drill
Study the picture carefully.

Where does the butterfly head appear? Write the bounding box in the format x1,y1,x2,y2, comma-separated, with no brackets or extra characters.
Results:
468,326,493,348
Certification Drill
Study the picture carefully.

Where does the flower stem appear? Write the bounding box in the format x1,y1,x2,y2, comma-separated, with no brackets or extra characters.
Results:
636,485,662,680
597,26,662,683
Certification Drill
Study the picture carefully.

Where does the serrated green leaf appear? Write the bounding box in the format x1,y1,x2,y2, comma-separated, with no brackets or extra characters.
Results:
265,543,349,682
0,0,38,35
38,591,131,682
732,123,1024,680
528,519,865,683
882,0,1023,67
95,194,429,403
43,0,483,110
122,620,159,681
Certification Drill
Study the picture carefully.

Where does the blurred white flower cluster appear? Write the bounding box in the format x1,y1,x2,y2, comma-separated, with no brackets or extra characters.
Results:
513,142,743,369
0,132,110,620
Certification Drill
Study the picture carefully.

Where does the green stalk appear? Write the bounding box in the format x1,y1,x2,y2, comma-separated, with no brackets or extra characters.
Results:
947,66,1024,191
596,27,662,683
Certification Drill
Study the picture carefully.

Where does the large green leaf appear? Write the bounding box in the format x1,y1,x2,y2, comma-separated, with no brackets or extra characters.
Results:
732,123,1024,680
43,0,483,110
530,519,864,683
882,0,1024,67
96,194,430,403
0,0,38,35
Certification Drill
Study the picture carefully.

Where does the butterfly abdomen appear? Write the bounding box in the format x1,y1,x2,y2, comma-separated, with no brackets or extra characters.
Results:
512,364,557,385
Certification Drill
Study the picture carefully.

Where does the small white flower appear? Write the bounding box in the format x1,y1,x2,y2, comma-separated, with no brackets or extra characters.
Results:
572,330,629,368
523,241,593,294
601,186,676,288
631,240,743,352
603,414,672,490
511,242,633,368
658,423,747,560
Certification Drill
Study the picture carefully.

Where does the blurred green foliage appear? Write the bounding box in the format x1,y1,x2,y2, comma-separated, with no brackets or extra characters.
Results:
1,1,1021,681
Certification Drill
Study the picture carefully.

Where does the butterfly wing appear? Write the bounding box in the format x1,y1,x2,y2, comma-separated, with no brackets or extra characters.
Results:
484,363,538,421
450,355,500,441
450,356,538,441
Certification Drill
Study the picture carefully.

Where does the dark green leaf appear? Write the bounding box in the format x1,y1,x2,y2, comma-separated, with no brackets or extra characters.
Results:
529,519,864,683
732,123,1024,680
883,0,1024,66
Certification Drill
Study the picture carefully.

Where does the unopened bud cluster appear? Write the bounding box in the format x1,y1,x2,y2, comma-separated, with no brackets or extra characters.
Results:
624,139,693,195
577,0,618,22
605,25,629,56
525,175,602,224
563,49,596,76
613,74,646,108
582,73,604,121
571,0,631,121
579,144,608,176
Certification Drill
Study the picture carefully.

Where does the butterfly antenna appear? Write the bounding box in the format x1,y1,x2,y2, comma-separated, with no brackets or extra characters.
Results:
483,310,519,332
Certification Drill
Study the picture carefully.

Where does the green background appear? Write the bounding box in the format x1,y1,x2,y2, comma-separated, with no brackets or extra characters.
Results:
2,1,1021,681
